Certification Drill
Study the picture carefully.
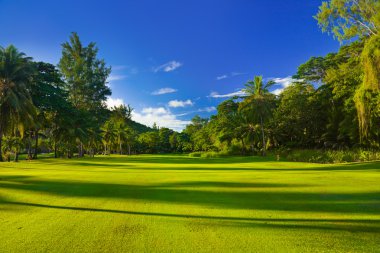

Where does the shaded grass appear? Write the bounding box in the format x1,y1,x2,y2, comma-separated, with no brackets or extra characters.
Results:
0,155,379,252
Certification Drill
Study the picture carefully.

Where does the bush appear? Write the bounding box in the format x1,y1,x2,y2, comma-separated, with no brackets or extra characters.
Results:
189,152,202,157
285,149,380,163
188,150,235,158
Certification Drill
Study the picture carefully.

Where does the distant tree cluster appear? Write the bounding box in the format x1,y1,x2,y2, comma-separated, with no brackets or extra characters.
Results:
0,0,379,161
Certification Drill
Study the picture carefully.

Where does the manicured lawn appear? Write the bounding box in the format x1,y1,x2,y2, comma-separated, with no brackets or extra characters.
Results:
0,155,379,252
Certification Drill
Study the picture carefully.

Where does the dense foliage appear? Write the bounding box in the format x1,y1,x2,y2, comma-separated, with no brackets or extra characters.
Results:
0,0,379,162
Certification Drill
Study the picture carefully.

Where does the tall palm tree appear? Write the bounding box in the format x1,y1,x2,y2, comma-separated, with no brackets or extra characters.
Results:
0,45,35,161
101,120,117,155
239,76,275,156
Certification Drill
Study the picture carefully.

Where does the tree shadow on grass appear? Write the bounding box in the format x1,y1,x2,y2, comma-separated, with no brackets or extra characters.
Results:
0,176,379,214
31,160,380,173
35,155,278,165
2,200,380,233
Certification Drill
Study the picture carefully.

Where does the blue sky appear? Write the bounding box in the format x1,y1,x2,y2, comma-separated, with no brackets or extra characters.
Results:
0,0,339,131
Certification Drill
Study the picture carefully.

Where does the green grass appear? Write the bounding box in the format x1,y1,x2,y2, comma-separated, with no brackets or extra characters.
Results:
0,155,379,252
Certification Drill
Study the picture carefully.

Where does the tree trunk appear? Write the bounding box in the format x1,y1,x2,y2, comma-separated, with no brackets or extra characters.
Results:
128,144,131,156
14,151,19,162
260,115,266,156
0,127,3,162
78,142,84,157
119,141,123,155
33,130,38,159
54,141,57,158
28,131,33,160
240,138,245,155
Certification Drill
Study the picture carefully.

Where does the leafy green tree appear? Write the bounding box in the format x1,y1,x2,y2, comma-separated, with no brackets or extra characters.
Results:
29,62,65,159
59,33,112,155
315,0,379,42
273,82,328,148
159,127,174,153
58,32,111,111
0,45,35,161
316,0,380,146
138,131,159,153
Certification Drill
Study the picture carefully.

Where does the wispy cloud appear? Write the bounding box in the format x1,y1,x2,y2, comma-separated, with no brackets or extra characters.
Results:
112,65,127,71
112,65,138,74
106,97,124,109
107,74,127,82
132,107,190,132
168,99,194,108
209,90,246,98
151,87,178,95
199,106,216,112
231,72,246,76
216,72,247,80
216,75,228,80
154,61,182,73
175,106,217,117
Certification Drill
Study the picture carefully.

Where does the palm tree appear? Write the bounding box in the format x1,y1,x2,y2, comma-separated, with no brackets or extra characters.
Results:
101,120,117,155
239,76,275,156
0,45,35,161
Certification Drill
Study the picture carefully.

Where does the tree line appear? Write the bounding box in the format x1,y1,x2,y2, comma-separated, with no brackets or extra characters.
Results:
0,0,379,161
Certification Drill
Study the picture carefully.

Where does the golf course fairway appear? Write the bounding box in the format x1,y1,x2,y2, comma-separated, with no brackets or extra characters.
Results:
0,155,379,252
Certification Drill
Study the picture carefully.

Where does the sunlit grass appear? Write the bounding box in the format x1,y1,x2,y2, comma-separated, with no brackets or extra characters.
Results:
0,155,379,252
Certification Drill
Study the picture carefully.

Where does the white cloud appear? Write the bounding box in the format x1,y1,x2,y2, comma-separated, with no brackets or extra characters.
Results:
168,99,194,108
209,90,246,98
141,107,168,114
151,87,178,95
270,76,301,95
216,75,228,80
107,74,127,82
271,88,283,96
211,76,300,97
106,97,124,109
272,76,296,88
154,61,182,72
132,107,190,132
199,106,216,112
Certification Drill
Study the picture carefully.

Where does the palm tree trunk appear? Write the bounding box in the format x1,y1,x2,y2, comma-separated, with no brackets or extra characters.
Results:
240,138,245,155
78,142,83,157
33,130,38,159
119,141,122,155
0,126,3,162
14,151,19,162
260,115,266,156
54,141,57,158
28,131,32,160
128,144,131,155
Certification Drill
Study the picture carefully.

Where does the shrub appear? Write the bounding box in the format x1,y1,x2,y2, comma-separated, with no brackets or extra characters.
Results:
285,149,380,163
188,150,238,158
189,152,202,157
